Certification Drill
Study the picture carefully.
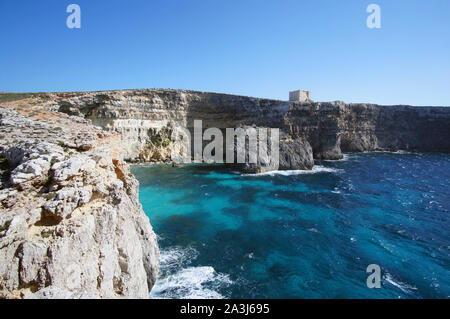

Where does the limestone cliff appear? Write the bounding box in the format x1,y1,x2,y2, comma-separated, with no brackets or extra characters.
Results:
0,99,159,299
47,90,450,169
52,90,291,165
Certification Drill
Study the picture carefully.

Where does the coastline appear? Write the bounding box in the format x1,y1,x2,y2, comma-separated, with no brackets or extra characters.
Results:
1,90,449,299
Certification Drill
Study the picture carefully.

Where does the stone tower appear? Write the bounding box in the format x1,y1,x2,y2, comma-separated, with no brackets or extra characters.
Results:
289,90,311,102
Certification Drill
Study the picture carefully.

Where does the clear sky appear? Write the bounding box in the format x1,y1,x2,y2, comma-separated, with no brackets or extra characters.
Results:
1,0,449,105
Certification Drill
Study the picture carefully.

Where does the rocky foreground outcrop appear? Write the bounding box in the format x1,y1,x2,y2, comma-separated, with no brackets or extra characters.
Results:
0,100,159,299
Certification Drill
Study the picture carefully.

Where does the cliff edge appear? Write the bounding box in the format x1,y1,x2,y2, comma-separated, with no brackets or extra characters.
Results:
45,89,450,171
0,98,159,299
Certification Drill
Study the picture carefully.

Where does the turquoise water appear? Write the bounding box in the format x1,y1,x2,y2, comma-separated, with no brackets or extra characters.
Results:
131,153,450,299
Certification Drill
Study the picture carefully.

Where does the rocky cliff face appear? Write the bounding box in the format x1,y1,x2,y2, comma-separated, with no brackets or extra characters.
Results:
52,90,291,165
48,90,450,170
0,99,159,299
340,103,450,153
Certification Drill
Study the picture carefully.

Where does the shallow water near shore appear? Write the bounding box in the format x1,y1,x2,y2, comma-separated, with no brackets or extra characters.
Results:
131,153,450,299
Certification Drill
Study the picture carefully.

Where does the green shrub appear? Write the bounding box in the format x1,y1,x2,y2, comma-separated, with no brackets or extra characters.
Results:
0,221,11,232
41,231,52,238
0,93,33,103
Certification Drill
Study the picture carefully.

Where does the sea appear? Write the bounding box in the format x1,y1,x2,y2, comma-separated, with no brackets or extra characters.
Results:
131,153,450,299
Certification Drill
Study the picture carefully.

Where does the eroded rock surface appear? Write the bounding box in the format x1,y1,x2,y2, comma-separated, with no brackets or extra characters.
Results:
0,103,159,299
46,90,450,172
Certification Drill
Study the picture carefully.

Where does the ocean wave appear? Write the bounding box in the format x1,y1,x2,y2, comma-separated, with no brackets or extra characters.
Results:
158,246,199,275
151,246,232,299
321,154,351,162
384,273,417,295
151,266,233,299
371,150,415,155
242,165,342,177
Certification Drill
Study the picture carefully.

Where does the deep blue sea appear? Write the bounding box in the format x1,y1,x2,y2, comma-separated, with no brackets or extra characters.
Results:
131,153,450,299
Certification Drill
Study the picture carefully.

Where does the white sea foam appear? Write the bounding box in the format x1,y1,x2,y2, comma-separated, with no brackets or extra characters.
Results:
384,273,417,295
331,187,341,194
242,165,342,177
151,246,232,299
158,246,199,274
151,266,233,299
371,150,414,155
321,154,351,162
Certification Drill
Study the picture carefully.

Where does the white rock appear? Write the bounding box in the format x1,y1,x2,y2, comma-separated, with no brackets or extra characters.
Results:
25,286,100,299
10,158,51,185
0,106,160,300
43,187,92,219
52,156,96,184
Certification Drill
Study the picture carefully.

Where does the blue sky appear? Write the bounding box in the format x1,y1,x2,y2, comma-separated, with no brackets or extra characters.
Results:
1,0,449,105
